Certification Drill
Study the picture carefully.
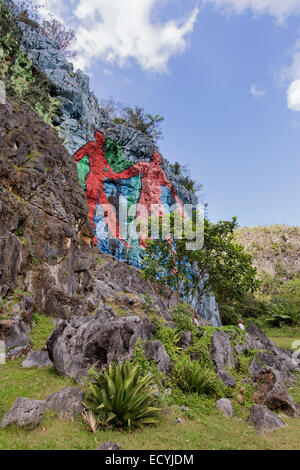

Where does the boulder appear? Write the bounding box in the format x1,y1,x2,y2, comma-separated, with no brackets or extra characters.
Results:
22,350,52,368
143,340,171,373
216,370,236,388
46,309,156,381
253,368,297,417
3,314,32,349
248,405,286,434
1,398,46,430
210,330,234,372
6,344,32,361
178,331,192,350
215,398,234,417
46,387,84,419
98,442,123,450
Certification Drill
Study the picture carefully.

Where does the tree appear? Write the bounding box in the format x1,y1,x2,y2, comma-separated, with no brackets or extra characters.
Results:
141,214,259,311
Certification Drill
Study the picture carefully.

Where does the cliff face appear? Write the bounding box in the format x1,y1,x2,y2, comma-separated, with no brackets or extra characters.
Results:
0,1,221,325
234,226,300,280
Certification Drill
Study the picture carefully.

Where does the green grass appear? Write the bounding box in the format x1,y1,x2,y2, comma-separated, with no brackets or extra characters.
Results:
0,317,299,450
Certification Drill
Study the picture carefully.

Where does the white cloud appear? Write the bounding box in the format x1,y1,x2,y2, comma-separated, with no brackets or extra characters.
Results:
250,83,265,99
287,80,300,111
71,0,199,73
204,0,300,23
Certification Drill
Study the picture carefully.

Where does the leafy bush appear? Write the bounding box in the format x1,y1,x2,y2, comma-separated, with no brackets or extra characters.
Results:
83,361,161,428
171,303,194,332
178,360,221,396
265,299,300,327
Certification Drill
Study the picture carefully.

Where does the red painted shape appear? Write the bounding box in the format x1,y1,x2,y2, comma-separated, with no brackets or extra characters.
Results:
73,132,183,249
73,131,129,247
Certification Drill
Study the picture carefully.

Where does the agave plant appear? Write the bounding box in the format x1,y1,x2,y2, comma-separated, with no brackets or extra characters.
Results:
180,361,219,396
83,361,161,427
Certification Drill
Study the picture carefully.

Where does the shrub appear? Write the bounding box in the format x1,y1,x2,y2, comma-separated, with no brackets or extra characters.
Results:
178,360,221,396
83,361,161,428
265,299,300,327
171,303,194,332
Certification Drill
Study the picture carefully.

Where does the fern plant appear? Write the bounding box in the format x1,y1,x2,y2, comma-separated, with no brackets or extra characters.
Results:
83,361,161,428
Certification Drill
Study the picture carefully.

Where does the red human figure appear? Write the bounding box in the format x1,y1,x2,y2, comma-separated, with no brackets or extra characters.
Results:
73,131,129,247
115,151,183,248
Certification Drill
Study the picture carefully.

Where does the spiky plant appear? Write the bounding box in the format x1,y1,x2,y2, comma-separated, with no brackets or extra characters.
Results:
180,361,220,396
83,361,161,428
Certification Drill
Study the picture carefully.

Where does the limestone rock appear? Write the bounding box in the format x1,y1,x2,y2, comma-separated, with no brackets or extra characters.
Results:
210,330,234,372
248,405,286,434
216,370,236,388
98,442,123,450
22,350,52,368
253,368,297,417
1,398,46,429
215,398,234,417
143,340,172,373
46,387,84,419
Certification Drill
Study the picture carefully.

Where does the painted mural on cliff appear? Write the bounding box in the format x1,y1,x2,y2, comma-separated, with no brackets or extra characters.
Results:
73,131,183,267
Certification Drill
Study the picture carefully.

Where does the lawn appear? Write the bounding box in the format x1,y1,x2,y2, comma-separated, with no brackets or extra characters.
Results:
0,318,299,450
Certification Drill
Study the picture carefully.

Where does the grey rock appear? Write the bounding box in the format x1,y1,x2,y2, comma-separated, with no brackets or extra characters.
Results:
253,367,298,417
178,331,192,350
248,405,286,434
210,330,234,372
22,350,52,368
6,344,32,361
1,398,46,429
235,343,246,356
46,387,84,419
216,370,237,388
143,340,172,374
98,442,123,450
4,314,32,349
46,310,156,381
215,398,234,417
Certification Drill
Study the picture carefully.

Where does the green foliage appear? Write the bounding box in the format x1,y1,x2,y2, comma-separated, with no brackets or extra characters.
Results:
83,361,161,428
0,0,60,124
142,214,259,310
265,299,300,327
171,303,194,332
178,359,222,396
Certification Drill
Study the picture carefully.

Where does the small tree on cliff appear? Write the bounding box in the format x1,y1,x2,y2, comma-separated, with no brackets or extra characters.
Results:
141,214,259,311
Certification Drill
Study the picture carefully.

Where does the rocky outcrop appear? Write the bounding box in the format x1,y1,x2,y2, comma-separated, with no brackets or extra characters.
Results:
248,405,286,434
253,368,298,417
22,350,52,369
45,387,84,419
0,100,94,316
143,340,171,374
1,398,46,429
215,398,234,417
210,330,234,372
46,308,158,382
216,370,236,388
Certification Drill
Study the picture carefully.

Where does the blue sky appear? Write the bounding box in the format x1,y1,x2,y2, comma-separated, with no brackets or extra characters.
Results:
38,0,300,227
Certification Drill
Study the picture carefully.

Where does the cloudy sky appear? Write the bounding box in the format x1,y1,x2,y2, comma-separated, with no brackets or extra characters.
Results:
36,0,300,227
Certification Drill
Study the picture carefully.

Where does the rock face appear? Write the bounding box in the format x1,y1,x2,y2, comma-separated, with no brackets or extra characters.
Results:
22,350,52,369
215,398,234,417
248,405,286,434
1,398,46,429
46,387,84,419
253,368,297,417
46,308,158,382
216,370,236,388
143,340,172,374
0,99,94,316
210,330,234,372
